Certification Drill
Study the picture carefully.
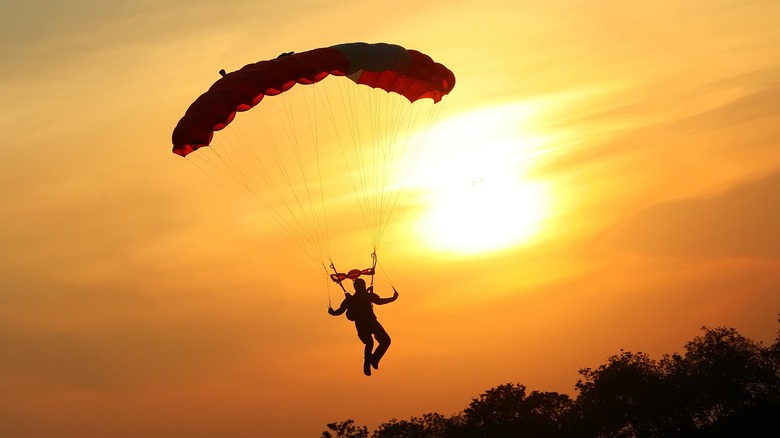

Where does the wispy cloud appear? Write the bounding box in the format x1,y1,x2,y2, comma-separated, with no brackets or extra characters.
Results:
602,169,780,257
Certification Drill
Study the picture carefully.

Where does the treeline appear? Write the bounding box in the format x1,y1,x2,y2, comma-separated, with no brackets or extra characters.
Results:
322,326,780,437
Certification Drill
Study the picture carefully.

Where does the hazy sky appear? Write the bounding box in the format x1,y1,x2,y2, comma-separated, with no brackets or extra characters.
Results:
2,1,779,436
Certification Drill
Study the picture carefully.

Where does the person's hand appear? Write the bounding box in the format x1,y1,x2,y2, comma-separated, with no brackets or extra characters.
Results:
328,306,334,315
392,286,399,299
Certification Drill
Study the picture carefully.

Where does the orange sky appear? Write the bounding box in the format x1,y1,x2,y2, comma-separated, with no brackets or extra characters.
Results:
2,1,780,436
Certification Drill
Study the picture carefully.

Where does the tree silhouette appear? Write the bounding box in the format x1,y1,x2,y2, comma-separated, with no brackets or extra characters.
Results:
460,383,572,437
668,326,780,436
374,413,458,438
462,382,527,437
323,325,780,437
322,419,369,438
574,350,677,436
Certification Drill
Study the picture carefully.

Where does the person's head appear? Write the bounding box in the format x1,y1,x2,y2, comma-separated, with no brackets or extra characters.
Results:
353,278,367,293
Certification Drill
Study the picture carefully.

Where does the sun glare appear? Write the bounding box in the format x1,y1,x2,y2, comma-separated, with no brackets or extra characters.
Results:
409,103,553,255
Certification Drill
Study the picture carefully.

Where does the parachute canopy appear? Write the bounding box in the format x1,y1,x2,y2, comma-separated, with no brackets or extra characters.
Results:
172,42,455,157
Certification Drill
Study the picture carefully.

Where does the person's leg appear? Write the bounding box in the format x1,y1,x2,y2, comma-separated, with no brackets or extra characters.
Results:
356,324,374,376
370,320,391,369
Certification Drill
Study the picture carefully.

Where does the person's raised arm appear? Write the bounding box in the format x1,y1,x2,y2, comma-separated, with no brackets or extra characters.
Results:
373,286,399,305
328,296,349,316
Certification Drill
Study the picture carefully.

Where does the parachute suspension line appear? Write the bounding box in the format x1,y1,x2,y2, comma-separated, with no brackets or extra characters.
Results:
333,80,403,250
361,91,381,246
247,102,328,265
250,99,326,261
321,79,377,247
323,263,335,307
172,43,456,276
341,81,376,245
276,89,330,262
215,98,316,261
190,143,313,263
353,87,379,246
293,83,332,261
370,92,415,246
353,89,449,247
371,91,394,246
372,92,407,246
202,86,348,267
379,256,393,287
193,119,318,260
375,96,448,246
242,87,331,265
309,85,332,261
200,86,446,269
378,93,403,245
185,153,276,232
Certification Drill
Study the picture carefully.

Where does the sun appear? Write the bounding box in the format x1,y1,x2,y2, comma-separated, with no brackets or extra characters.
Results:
408,103,552,255
418,176,549,254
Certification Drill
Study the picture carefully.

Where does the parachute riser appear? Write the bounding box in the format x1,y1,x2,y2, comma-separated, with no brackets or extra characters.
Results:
328,260,348,294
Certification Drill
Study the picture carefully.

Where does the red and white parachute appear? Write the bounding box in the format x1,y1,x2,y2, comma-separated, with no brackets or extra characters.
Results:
172,42,455,272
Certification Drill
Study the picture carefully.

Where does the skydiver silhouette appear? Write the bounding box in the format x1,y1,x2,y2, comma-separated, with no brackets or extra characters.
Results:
328,278,399,376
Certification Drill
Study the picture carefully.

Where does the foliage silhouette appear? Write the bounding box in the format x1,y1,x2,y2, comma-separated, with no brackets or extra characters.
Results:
373,413,458,438
323,325,780,437
322,419,369,438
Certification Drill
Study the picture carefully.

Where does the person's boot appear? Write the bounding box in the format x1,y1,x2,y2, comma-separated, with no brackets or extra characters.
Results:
363,357,372,376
